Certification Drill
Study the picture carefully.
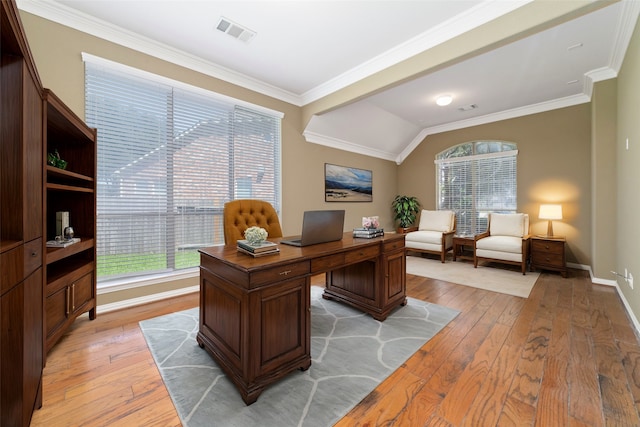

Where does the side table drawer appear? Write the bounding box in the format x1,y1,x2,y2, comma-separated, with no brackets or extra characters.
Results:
531,252,564,268
531,239,563,255
531,237,566,277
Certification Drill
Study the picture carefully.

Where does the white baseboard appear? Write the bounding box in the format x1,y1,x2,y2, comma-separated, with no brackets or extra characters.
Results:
570,262,640,336
97,285,199,314
612,283,640,335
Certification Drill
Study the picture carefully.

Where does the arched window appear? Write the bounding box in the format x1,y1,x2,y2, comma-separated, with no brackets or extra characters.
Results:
435,141,517,235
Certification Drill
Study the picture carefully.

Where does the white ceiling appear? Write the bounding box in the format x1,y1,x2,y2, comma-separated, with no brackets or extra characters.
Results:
19,0,640,163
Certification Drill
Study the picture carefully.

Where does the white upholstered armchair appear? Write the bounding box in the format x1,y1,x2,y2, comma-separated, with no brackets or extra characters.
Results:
474,213,531,274
405,210,456,263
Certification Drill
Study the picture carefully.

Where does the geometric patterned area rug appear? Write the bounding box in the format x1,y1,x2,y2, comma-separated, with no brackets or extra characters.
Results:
406,255,539,298
139,286,459,427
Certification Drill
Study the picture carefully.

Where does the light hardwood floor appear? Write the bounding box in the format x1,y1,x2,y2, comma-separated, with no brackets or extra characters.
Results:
30,268,640,426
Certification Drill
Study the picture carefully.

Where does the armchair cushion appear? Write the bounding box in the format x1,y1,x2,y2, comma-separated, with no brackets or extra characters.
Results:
405,230,444,246
474,213,530,274
418,210,455,232
489,213,526,237
476,235,523,254
406,210,456,263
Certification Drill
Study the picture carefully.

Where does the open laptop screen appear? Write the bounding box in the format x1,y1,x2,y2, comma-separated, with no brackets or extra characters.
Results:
280,210,345,247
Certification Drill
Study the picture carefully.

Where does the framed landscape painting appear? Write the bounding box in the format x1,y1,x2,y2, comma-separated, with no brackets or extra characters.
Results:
325,163,372,202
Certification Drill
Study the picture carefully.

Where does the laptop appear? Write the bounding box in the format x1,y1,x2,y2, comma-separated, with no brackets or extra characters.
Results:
280,210,345,247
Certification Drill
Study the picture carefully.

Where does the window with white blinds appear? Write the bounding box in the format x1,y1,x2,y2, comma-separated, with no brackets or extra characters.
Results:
435,141,517,235
84,58,282,284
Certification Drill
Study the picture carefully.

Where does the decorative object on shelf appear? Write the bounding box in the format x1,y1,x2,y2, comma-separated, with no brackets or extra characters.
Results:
391,195,421,232
63,226,74,240
47,237,80,248
47,149,67,170
362,216,379,229
538,204,563,238
324,163,372,202
243,226,268,245
56,210,69,236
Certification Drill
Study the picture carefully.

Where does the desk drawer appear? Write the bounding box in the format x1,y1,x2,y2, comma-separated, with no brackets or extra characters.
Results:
251,261,310,286
345,245,379,264
311,253,345,272
383,240,404,252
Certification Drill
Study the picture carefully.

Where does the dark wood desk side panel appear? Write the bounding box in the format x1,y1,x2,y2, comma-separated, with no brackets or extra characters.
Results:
198,262,311,405
384,249,406,302
255,279,310,374
199,268,244,370
209,286,242,359
326,261,377,302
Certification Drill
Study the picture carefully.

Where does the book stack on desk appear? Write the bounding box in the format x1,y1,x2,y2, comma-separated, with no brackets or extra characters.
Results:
352,228,384,238
237,239,280,257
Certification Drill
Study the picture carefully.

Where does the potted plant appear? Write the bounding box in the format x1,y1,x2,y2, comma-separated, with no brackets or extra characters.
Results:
391,195,421,233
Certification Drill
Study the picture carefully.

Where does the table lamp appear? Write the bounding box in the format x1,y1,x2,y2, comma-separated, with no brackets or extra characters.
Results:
538,204,562,238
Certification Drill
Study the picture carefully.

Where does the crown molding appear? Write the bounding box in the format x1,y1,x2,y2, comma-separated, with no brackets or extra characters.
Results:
17,0,302,105
609,0,640,72
394,92,591,164
18,0,530,108
299,0,533,105
302,130,397,162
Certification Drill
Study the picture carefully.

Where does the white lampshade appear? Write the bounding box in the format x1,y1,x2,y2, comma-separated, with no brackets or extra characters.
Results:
538,204,562,237
538,204,563,220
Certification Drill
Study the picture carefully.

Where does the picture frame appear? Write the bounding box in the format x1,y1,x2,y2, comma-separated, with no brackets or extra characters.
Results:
324,163,372,202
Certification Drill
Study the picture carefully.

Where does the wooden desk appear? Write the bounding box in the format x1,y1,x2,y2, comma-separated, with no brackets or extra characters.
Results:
197,232,406,405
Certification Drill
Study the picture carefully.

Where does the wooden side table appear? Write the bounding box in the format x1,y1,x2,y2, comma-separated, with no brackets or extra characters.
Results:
530,236,567,277
453,234,475,261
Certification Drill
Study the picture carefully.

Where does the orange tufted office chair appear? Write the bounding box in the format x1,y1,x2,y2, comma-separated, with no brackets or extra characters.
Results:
223,199,283,245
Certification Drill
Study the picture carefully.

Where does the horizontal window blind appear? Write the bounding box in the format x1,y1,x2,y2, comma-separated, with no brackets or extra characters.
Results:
85,61,281,284
436,143,517,235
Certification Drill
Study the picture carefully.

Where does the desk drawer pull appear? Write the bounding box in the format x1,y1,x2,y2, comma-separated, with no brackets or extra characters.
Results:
279,270,292,276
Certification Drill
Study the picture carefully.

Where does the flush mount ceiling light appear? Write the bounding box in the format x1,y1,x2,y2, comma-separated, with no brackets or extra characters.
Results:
436,95,453,106
216,17,256,43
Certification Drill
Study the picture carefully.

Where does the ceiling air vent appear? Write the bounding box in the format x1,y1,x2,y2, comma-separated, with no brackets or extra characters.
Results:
458,104,478,112
216,17,256,43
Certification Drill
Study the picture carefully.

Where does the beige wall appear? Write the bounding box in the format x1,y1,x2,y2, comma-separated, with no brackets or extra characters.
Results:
20,12,399,306
616,16,640,321
591,79,617,279
398,105,593,266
